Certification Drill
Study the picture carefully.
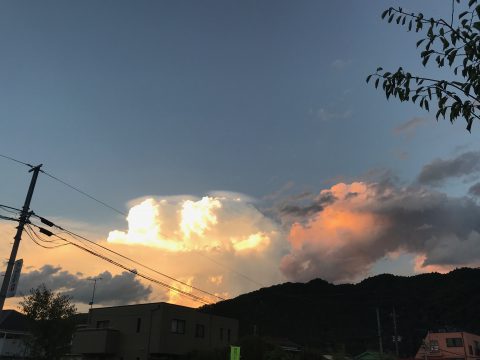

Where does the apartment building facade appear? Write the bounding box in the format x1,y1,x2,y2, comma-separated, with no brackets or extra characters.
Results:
415,330,480,360
71,302,238,360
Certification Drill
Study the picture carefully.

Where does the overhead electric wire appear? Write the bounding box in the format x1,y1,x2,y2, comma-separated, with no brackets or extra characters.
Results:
30,214,226,302
24,226,69,249
40,170,127,217
0,154,33,168
196,251,265,287
28,224,212,305
0,204,22,213
0,214,18,222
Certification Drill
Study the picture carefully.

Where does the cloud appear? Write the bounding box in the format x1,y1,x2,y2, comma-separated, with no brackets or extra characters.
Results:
106,192,286,305
468,182,480,197
277,191,336,222
417,151,480,186
280,181,480,283
17,265,153,305
331,59,351,70
316,108,353,122
394,117,427,135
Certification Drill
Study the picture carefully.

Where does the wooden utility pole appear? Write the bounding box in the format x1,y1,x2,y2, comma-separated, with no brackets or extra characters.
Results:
0,164,42,312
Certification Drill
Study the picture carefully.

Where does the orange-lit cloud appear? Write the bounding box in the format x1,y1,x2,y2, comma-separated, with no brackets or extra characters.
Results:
4,179,480,311
280,181,480,283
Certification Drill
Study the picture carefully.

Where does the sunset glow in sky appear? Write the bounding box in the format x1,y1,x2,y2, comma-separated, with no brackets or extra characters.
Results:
1,0,480,311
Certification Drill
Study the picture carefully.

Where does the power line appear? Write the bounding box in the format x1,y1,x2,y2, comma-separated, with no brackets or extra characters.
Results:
31,214,226,302
0,154,33,168
196,251,265,288
40,170,127,217
28,223,212,305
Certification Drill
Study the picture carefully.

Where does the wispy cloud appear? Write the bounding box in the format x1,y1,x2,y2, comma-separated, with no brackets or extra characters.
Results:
417,151,480,186
331,59,351,70
394,116,428,135
315,108,353,122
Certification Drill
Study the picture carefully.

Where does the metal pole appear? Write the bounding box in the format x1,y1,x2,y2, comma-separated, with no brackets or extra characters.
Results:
89,277,102,309
392,306,399,356
376,307,384,357
0,164,42,312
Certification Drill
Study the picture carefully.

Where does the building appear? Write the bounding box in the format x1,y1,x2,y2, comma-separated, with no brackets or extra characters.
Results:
71,302,239,360
0,310,30,359
415,330,480,360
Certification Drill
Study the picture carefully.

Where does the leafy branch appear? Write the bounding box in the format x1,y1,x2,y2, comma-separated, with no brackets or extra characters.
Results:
368,0,480,132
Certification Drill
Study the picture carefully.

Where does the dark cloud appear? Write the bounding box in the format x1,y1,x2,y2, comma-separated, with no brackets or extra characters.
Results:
468,182,480,197
417,151,480,186
278,191,336,219
17,265,153,305
280,182,480,283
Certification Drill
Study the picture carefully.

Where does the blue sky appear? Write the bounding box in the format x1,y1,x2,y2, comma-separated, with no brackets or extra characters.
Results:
1,1,479,306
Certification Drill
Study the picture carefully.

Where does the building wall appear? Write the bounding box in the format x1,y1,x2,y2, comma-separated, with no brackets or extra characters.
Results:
415,331,480,360
0,331,29,358
73,302,239,360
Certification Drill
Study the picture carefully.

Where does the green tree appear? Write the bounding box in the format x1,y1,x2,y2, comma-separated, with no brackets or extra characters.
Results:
367,0,480,132
19,284,77,360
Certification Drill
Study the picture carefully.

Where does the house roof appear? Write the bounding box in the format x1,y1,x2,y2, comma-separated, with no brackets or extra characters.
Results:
354,351,383,360
0,310,29,332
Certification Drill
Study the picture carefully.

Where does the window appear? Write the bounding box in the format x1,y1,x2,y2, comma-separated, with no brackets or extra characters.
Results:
96,320,110,329
430,340,439,351
227,328,231,342
136,318,141,333
220,327,224,341
446,338,464,347
475,341,480,356
171,319,185,334
195,324,205,338
470,345,474,355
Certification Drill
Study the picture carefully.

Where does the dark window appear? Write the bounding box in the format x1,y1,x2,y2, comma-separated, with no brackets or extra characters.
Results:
470,345,474,355
220,328,224,341
171,319,186,334
136,318,141,333
475,341,480,356
430,340,439,351
195,324,205,338
227,328,231,341
96,320,110,329
5,333,21,339
446,338,464,347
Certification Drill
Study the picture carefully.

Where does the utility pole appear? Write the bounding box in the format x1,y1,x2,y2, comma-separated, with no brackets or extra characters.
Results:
0,164,42,312
391,306,399,357
89,277,102,309
376,307,384,357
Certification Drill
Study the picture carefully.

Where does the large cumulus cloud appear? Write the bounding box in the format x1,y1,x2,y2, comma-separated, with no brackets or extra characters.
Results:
280,181,480,283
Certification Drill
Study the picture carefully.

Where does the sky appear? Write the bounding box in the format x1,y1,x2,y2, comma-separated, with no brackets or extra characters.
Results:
1,0,480,311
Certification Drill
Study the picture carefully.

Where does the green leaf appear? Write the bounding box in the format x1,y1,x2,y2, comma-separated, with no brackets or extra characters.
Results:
473,22,480,31
376,67,383,72
375,78,380,88
366,75,372,83
459,11,469,19
381,9,389,19
440,37,449,50
416,39,425,47
408,20,412,31
469,0,476,7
